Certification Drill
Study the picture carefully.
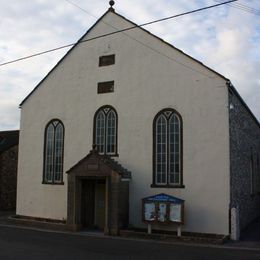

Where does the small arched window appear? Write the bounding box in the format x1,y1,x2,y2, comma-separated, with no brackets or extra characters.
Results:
153,109,183,187
94,106,117,155
43,119,64,184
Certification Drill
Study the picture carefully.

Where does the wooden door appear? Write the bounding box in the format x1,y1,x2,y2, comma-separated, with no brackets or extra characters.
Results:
94,181,106,229
81,180,95,228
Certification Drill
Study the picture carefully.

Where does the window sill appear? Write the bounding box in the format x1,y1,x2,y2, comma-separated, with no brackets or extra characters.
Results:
101,153,119,157
150,184,185,189
109,153,119,157
42,181,64,185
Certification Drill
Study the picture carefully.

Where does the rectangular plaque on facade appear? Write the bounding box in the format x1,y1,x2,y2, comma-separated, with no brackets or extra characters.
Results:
97,81,114,94
99,54,115,67
87,164,99,170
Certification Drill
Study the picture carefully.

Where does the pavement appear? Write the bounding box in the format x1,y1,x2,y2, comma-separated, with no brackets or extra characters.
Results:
241,217,260,241
1,225,260,260
0,210,260,250
0,210,15,220
225,216,260,249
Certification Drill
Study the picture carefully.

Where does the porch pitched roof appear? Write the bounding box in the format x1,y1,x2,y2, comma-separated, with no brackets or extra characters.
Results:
66,148,131,179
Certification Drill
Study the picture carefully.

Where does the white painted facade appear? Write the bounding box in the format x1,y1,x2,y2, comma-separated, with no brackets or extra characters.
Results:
16,10,230,235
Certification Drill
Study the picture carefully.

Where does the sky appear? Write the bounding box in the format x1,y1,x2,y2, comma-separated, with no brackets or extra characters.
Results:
0,0,259,130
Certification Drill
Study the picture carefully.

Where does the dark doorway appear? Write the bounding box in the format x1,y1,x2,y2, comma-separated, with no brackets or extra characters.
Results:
81,180,95,228
67,150,131,234
81,179,106,230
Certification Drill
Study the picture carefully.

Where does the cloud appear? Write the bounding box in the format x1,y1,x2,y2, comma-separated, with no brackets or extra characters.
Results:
192,1,260,118
0,0,259,131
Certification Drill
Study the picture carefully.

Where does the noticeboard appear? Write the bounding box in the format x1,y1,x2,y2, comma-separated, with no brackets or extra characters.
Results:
142,193,184,224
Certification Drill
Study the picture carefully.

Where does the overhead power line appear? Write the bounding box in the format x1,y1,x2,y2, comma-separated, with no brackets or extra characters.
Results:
63,0,218,78
215,0,260,16
0,0,237,68
64,0,97,19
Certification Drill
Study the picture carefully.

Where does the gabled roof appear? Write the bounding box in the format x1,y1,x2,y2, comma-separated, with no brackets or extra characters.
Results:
19,9,228,107
19,8,259,126
0,130,19,154
66,148,131,179
19,9,112,107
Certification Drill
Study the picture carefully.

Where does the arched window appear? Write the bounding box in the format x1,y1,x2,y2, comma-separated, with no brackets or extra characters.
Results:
43,119,64,184
94,106,117,155
153,109,183,187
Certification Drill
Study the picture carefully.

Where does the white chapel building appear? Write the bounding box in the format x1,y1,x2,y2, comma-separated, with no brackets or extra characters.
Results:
16,3,260,237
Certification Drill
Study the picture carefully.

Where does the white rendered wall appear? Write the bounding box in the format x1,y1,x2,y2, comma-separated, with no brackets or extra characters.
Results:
17,11,230,234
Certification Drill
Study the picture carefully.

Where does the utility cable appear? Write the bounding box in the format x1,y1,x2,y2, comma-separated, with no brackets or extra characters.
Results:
64,0,98,19
0,0,237,68
64,0,219,78
215,0,260,16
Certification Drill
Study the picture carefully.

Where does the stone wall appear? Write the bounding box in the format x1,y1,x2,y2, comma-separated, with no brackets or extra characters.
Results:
229,89,260,230
0,145,18,210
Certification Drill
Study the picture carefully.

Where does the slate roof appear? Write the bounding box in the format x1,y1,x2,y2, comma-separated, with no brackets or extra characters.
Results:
99,154,132,179
66,148,131,179
0,130,19,154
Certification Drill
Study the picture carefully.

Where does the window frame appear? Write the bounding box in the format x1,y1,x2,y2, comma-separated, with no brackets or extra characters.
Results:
99,54,115,67
42,119,65,185
151,108,184,188
97,81,114,94
93,105,118,156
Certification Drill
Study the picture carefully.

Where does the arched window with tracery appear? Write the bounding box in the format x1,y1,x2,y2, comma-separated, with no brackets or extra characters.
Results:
94,106,117,155
153,109,183,187
43,119,64,184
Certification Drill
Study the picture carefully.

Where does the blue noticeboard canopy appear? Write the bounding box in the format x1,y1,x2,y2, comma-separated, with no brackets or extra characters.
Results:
143,193,184,204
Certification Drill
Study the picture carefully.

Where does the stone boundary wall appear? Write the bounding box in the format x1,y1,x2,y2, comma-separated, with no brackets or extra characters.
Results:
0,145,18,210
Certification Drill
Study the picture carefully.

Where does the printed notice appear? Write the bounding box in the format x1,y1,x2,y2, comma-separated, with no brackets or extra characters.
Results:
170,204,181,222
158,203,167,222
144,203,155,221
